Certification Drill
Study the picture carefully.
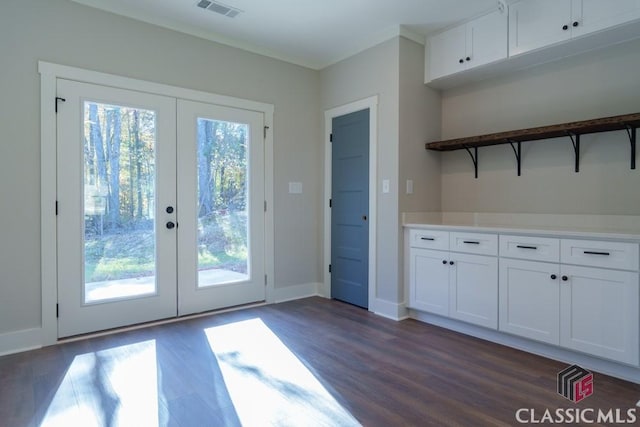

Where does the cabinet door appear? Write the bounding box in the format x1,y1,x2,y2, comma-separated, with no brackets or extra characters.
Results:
509,0,572,56
409,248,450,316
449,253,498,329
499,259,560,345
572,0,640,37
467,9,508,69
560,265,639,365
428,24,467,81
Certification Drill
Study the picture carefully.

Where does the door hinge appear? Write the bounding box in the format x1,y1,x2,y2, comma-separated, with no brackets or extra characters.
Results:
264,274,268,286
55,97,66,113
264,200,267,212
330,133,333,142
264,126,269,139
329,199,332,208
329,264,332,273
56,304,59,318
55,201,58,215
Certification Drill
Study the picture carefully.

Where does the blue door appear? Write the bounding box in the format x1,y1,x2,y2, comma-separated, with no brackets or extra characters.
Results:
331,109,369,308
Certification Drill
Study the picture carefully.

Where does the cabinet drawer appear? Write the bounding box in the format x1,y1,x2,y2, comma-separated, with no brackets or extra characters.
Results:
450,232,497,256
409,229,449,250
499,235,560,262
561,239,639,271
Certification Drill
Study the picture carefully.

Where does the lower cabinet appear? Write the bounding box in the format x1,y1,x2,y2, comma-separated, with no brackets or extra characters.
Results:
560,265,639,366
408,227,640,367
499,259,639,365
499,258,560,345
410,248,498,329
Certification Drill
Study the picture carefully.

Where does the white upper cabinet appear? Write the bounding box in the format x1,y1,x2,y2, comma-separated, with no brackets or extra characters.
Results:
427,9,507,81
509,0,572,56
510,0,640,56
572,0,640,37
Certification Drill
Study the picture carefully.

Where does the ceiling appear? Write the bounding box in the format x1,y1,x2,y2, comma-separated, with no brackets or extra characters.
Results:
69,0,500,70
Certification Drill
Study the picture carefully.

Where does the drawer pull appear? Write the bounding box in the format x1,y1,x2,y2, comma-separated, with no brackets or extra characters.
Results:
516,245,538,250
420,237,435,241
584,251,610,256
463,241,480,245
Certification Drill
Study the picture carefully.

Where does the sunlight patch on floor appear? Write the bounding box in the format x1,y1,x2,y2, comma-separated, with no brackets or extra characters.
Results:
39,340,163,427
205,318,361,427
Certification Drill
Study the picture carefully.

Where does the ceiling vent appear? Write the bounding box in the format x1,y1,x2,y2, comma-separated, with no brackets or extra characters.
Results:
196,0,242,18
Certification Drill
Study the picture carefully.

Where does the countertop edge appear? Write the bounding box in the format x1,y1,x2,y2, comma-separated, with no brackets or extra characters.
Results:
403,223,640,242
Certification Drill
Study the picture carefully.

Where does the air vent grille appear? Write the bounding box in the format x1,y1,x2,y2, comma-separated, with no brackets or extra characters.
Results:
196,0,242,18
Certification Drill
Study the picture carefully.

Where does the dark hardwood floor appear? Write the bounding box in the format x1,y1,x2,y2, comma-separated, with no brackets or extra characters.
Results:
1,297,638,426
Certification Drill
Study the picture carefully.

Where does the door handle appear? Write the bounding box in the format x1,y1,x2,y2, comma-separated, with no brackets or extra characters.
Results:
362,215,367,221
166,221,176,229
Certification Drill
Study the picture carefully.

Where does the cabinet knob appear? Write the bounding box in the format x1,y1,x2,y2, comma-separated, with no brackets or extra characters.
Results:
449,261,455,265
442,260,447,264
465,57,471,62
459,59,464,64
166,221,176,230
551,274,557,280
562,24,569,30
573,21,579,27
166,206,174,214
562,275,569,281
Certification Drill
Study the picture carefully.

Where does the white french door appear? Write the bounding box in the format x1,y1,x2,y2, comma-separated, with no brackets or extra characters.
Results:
177,100,265,316
56,79,265,337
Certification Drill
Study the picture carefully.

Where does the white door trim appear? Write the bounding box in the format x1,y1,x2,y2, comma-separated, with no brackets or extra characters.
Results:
39,61,274,346
323,96,378,309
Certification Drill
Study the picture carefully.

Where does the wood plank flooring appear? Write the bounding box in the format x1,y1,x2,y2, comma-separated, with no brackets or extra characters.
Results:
1,297,639,426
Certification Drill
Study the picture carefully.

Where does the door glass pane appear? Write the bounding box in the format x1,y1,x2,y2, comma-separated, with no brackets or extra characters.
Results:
83,102,157,303
197,118,249,287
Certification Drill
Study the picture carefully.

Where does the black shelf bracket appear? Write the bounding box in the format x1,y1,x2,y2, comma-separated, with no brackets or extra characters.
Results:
625,125,636,170
566,132,580,173
508,140,522,176
464,146,478,179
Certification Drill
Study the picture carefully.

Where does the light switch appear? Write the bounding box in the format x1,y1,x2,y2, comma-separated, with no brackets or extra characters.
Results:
382,179,390,194
288,182,303,194
406,180,413,194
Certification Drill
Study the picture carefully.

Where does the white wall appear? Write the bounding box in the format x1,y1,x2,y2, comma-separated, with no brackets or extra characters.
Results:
0,0,322,335
440,39,640,214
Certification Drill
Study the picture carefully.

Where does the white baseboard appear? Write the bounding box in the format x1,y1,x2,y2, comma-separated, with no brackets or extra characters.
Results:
0,327,42,357
271,282,321,303
409,310,640,384
371,298,408,321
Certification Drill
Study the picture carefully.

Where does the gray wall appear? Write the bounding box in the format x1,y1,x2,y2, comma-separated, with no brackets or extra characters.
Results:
320,38,401,303
0,0,322,334
440,39,640,214
320,37,442,304
398,37,442,302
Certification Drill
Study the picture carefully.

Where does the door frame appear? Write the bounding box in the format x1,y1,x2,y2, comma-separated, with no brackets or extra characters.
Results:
39,61,274,346
323,96,378,310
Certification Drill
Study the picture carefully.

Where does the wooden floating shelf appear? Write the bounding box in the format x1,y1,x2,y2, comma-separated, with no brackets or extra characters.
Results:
425,112,639,178
425,112,640,151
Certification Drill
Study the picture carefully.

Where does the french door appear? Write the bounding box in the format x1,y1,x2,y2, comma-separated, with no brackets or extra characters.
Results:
56,79,265,338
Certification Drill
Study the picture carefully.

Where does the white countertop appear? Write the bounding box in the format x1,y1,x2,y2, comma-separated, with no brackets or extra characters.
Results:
402,213,640,241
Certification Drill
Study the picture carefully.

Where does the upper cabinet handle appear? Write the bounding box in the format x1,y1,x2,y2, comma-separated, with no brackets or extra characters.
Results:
584,251,610,256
